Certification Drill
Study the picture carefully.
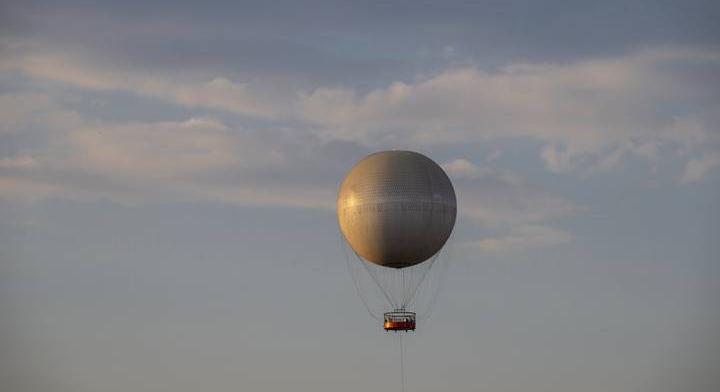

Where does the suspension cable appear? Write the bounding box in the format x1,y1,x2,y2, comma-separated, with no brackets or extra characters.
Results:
402,252,439,309
358,251,397,309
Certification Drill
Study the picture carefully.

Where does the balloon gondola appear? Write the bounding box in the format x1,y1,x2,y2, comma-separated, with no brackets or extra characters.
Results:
383,310,416,331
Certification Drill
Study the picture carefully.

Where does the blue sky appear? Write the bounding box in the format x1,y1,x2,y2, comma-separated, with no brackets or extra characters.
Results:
1,1,719,391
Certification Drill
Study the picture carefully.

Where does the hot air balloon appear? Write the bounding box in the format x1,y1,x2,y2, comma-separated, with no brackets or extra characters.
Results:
337,150,457,331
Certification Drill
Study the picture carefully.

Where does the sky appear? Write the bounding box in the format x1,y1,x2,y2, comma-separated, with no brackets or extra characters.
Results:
1,1,719,391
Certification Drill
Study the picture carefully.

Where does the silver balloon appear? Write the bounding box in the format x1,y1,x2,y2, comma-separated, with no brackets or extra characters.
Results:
337,150,457,268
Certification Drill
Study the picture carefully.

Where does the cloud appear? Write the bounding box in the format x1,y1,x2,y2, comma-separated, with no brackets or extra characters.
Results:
0,92,82,133
4,42,720,179
0,156,36,170
679,152,720,184
0,98,576,252
0,48,284,118
0,110,363,208
443,158,578,252
462,224,574,252
0,93,52,131
443,159,495,179
1,43,718,232
66,117,239,180
301,47,720,174
0,67,583,251
443,158,524,185
443,159,578,226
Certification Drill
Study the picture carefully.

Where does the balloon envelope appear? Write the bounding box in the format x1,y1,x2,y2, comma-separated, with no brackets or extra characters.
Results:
337,151,456,268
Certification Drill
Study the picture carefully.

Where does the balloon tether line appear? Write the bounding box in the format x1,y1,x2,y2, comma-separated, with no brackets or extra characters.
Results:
400,334,406,392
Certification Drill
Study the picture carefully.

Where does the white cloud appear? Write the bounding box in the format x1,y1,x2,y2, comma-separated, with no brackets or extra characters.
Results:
66,117,239,180
0,108,577,248
62,117,337,208
0,176,69,202
170,78,277,117
442,159,495,179
1,44,717,227
0,156,36,170
463,225,574,252
301,47,720,173
679,152,720,184
4,44,719,178
443,158,524,185
443,158,578,252
0,93,52,131
0,51,283,118
0,111,349,208
0,93,83,133
0,91,578,251
445,161,578,226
